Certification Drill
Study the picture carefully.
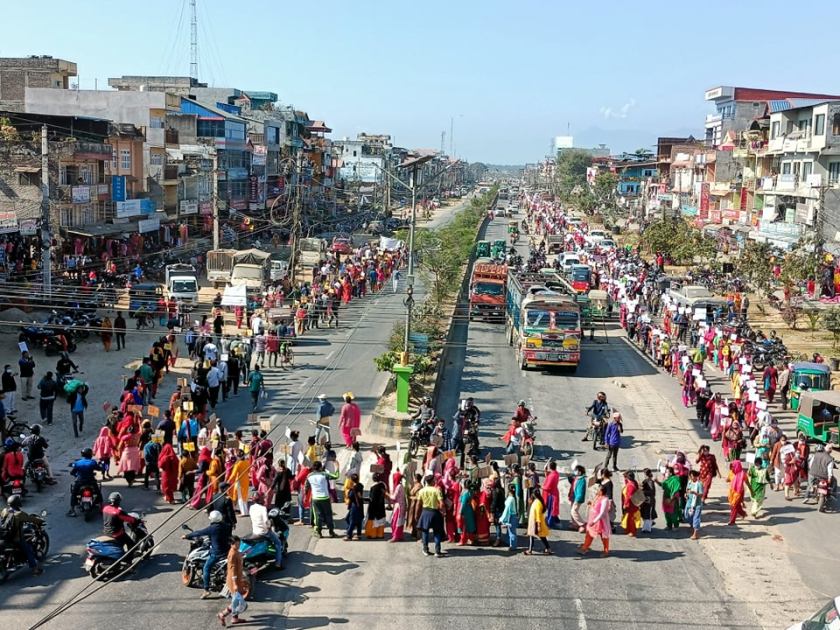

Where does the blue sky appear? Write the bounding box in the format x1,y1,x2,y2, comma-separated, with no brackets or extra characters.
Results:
3,0,840,164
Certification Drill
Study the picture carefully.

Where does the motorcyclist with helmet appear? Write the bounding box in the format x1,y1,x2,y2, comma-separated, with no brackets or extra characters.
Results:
583,392,609,449
102,491,140,552
22,424,56,485
513,400,532,423
1,437,26,492
452,397,481,453
410,397,436,442
0,494,43,575
55,352,79,383
67,448,102,516
182,509,233,599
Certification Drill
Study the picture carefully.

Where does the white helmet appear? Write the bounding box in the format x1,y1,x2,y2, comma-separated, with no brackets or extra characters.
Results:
208,510,223,524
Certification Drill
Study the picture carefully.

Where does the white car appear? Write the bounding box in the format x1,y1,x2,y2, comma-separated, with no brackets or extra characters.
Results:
588,229,608,243
495,207,506,217
600,239,617,250
786,595,840,629
561,253,581,272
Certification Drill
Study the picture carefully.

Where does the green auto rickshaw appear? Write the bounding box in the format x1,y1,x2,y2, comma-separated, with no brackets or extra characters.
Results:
588,289,613,319
508,220,519,235
789,362,832,411
476,240,491,258
795,390,840,446
492,239,507,259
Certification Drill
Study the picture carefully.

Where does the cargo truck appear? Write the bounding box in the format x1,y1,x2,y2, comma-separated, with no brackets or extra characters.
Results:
505,272,582,371
206,249,237,288
469,262,507,321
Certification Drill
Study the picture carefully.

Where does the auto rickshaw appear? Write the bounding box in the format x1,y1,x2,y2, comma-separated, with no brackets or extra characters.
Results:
588,289,613,319
508,220,519,235
795,390,840,446
476,240,491,258
569,264,592,293
492,239,507,259
790,362,832,411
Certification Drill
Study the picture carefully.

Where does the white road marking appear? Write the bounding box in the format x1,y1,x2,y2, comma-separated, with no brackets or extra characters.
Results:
325,351,334,361
574,599,587,630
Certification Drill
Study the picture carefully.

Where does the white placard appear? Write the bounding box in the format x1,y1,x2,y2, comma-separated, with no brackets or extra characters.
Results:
730,334,737,341
739,358,747,365
780,444,795,457
757,401,767,410
749,392,759,402
18,341,28,353
745,453,756,465
692,368,701,376
693,308,706,320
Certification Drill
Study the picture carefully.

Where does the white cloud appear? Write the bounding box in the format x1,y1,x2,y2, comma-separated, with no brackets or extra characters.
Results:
600,98,637,119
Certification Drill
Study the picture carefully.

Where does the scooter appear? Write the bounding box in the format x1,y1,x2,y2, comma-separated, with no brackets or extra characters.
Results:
583,410,608,449
1,478,26,502
811,478,834,513
521,418,537,458
84,514,153,580
180,523,229,593
0,509,49,581
26,459,49,492
240,504,291,576
75,482,103,522
408,419,434,458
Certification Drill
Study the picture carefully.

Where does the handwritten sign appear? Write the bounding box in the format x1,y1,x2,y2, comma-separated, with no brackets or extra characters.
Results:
780,443,795,458
147,405,160,418
127,405,142,413
178,378,188,387
370,464,385,474
183,441,196,452
442,450,456,461
259,420,272,433
477,465,491,479
503,454,518,466
152,430,164,444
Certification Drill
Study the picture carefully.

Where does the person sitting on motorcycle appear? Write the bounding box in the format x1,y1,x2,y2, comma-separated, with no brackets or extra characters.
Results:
513,400,532,423
584,392,609,445
248,495,284,569
806,444,835,502
182,509,233,599
22,424,56,485
67,448,102,517
102,492,140,552
0,494,43,575
1,437,25,491
55,352,79,381
411,397,436,435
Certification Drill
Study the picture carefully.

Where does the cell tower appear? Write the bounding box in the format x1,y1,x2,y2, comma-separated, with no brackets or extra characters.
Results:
190,0,198,80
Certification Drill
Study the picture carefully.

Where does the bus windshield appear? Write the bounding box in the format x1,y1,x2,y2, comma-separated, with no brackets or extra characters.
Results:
474,282,503,296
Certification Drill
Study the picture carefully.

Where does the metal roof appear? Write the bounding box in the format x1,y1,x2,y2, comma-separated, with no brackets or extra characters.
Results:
768,98,832,113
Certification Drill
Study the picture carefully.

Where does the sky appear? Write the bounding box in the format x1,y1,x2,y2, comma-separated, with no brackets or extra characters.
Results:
4,0,840,164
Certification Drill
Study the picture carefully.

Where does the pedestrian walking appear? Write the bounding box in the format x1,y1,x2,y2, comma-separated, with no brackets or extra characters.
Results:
778,364,791,410
567,465,587,532
246,365,264,411
68,384,88,438
524,488,551,555
18,352,35,400
747,456,769,518
603,412,623,471
100,316,113,352
727,460,748,525
389,470,406,542
640,468,658,533
499,482,518,551
37,371,57,425
306,461,338,538
416,474,447,557
366,473,388,539
620,471,641,537
684,470,704,539
577,485,611,556
114,312,127,350
1,365,17,416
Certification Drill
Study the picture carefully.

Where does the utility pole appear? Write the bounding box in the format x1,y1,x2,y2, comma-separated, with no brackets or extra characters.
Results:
212,152,219,250
449,116,454,156
189,0,198,80
403,165,418,361
289,154,303,278
40,125,51,300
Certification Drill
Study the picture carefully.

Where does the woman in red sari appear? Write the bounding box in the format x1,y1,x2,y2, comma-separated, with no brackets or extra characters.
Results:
542,461,561,527
341,276,352,304
442,459,461,542
620,471,641,537
189,447,214,509
157,443,179,503
475,483,492,545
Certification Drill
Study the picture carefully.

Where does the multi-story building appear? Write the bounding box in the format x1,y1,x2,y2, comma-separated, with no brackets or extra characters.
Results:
0,56,77,111
336,133,392,183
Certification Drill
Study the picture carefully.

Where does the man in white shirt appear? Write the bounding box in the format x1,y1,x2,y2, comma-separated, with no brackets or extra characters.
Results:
251,313,264,337
248,499,284,568
206,363,222,409
203,341,218,363
306,461,338,538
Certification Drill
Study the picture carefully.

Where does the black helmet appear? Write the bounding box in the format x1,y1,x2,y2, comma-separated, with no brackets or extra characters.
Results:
30,424,42,435
6,494,22,509
81,447,93,459
108,492,122,506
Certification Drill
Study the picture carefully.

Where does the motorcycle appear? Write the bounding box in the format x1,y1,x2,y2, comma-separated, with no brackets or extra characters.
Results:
408,419,434,458
583,410,608,448
75,482,103,522
84,513,153,580
0,509,49,581
240,504,291,577
44,332,77,356
26,459,48,492
180,524,229,593
813,478,833,513
464,420,481,459
1,477,26,502
520,418,537,458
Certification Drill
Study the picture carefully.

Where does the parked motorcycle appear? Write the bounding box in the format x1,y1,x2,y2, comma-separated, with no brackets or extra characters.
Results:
84,513,153,580
0,509,49,581
1,477,26,502
180,524,229,593
812,478,834,513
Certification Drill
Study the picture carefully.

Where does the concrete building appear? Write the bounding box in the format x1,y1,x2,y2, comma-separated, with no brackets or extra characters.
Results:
25,88,182,206
336,133,392,183
0,56,76,111
108,75,206,96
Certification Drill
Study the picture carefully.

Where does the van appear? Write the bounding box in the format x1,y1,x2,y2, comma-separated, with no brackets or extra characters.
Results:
269,260,289,282
588,229,607,244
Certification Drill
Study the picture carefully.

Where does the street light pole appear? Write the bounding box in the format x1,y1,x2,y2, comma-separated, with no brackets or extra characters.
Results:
403,165,418,361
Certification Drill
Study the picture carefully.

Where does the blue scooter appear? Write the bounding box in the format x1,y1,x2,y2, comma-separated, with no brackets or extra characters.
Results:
240,504,290,575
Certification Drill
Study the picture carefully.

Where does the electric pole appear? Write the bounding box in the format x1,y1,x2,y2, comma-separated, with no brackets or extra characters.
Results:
289,154,303,278
212,152,219,250
190,0,198,80
40,125,51,300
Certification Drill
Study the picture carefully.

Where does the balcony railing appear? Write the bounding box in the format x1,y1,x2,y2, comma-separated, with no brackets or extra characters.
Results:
73,141,111,159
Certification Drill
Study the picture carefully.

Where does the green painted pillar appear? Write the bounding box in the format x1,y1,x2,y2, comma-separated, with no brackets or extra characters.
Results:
393,364,414,413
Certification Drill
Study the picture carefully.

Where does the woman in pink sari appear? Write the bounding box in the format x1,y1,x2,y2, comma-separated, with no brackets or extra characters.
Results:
542,461,561,527
578,485,611,556
338,393,361,448
389,470,406,542
442,459,461,542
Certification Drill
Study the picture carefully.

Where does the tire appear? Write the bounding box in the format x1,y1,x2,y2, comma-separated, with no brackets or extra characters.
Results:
521,441,533,459
181,558,195,586
89,560,109,580
0,557,9,583
33,532,49,560
82,507,93,522
35,478,43,492
408,437,419,458
246,573,256,600
818,494,826,513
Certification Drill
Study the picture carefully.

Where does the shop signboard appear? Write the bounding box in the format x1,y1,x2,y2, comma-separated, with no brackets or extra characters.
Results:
0,211,19,234
116,199,143,218
19,219,37,236
200,201,213,216
138,217,161,233
72,185,91,204
112,175,126,202
179,200,198,216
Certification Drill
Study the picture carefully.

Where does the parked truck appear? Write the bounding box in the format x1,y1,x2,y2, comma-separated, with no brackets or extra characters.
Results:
164,263,199,310
206,249,237,288
298,237,327,270
505,272,582,371
230,248,271,290
469,262,507,321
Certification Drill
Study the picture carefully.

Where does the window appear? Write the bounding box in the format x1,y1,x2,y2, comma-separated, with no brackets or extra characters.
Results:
196,119,224,138
120,149,131,170
150,116,165,129
802,162,813,180
782,162,792,175
834,113,840,136
79,165,92,185
771,121,780,139
111,147,117,170
150,152,164,166
829,162,840,184
17,172,38,186
816,114,826,135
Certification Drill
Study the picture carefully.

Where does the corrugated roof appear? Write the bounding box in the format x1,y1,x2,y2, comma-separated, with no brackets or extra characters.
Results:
769,98,833,113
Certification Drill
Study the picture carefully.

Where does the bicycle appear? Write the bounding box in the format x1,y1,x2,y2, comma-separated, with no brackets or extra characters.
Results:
279,346,295,368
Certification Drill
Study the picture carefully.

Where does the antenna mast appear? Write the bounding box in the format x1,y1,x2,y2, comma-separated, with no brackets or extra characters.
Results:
190,0,198,80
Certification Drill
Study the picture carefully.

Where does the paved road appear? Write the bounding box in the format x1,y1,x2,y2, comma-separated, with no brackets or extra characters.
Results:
0,197,473,630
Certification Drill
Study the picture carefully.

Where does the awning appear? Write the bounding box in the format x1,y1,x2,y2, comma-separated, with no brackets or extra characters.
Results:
14,166,41,173
221,284,247,306
63,223,133,238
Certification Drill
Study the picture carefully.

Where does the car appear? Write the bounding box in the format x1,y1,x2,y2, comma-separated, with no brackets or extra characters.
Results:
588,229,608,244
331,237,353,254
599,239,617,250
560,252,581,272
495,207,506,217
786,595,840,629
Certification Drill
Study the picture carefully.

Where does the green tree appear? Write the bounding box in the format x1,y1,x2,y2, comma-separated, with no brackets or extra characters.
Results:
822,306,840,348
639,218,715,265
738,241,774,294
592,172,619,208
554,149,592,199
